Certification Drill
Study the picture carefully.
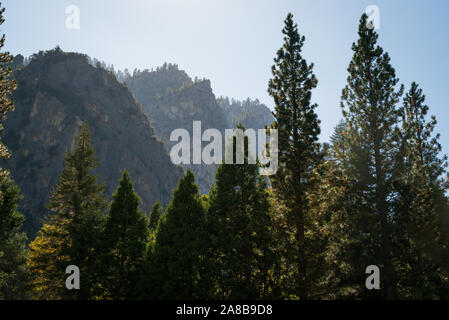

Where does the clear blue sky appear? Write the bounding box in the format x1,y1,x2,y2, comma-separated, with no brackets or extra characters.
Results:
2,0,449,152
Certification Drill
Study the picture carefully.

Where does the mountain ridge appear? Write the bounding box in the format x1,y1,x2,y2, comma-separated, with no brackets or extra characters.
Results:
2,48,184,236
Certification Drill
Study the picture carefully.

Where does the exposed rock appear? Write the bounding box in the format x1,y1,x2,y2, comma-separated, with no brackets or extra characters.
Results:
124,65,228,193
1,49,183,236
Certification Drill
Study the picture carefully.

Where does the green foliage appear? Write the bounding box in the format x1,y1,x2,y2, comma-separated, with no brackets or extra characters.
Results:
322,15,449,300
267,13,324,299
325,13,405,299
28,218,70,299
149,200,162,232
206,128,277,299
0,3,29,300
147,170,209,299
0,3,16,159
0,171,30,299
394,82,449,299
28,123,108,299
102,171,149,299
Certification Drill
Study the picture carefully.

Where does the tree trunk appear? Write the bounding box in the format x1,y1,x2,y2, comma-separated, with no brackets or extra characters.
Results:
296,205,307,300
374,143,395,299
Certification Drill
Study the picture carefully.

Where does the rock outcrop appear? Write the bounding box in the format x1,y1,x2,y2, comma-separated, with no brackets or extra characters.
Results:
124,65,228,193
1,49,183,236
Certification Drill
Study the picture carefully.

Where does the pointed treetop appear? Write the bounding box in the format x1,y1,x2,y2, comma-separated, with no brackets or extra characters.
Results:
149,200,162,231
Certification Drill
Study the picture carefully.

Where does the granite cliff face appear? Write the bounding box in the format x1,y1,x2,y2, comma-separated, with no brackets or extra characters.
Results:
124,65,228,193
1,49,183,236
123,65,274,193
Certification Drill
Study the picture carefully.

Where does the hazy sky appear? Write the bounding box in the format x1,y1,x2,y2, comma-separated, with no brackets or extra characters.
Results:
2,0,449,151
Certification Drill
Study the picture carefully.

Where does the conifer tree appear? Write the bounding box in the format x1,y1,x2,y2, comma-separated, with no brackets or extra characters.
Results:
28,219,70,299
102,171,149,299
28,123,107,299
149,170,209,299
401,82,447,186
395,82,449,298
207,127,276,299
0,3,16,159
0,172,30,299
267,13,323,299
0,3,29,300
326,14,404,299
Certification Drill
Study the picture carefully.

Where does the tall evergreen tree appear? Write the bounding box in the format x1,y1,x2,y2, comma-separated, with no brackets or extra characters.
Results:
207,128,276,299
395,82,449,298
0,2,29,300
28,218,70,299
401,82,447,185
0,172,30,299
0,3,16,160
325,14,404,299
148,170,209,299
28,123,108,299
102,171,149,299
267,13,323,299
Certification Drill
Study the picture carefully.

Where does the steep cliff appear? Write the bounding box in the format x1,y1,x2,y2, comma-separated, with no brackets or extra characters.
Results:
124,65,228,193
1,49,183,236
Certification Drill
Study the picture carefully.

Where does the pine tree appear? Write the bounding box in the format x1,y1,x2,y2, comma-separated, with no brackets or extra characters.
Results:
102,171,149,299
0,171,30,299
0,3,16,160
0,3,29,300
325,14,404,299
267,13,323,299
28,219,70,299
148,170,209,299
206,127,276,299
28,123,108,299
401,82,447,185
395,82,449,298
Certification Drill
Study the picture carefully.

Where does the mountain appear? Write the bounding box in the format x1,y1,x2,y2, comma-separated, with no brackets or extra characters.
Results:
216,96,274,130
123,65,228,193
123,65,274,193
1,49,183,236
